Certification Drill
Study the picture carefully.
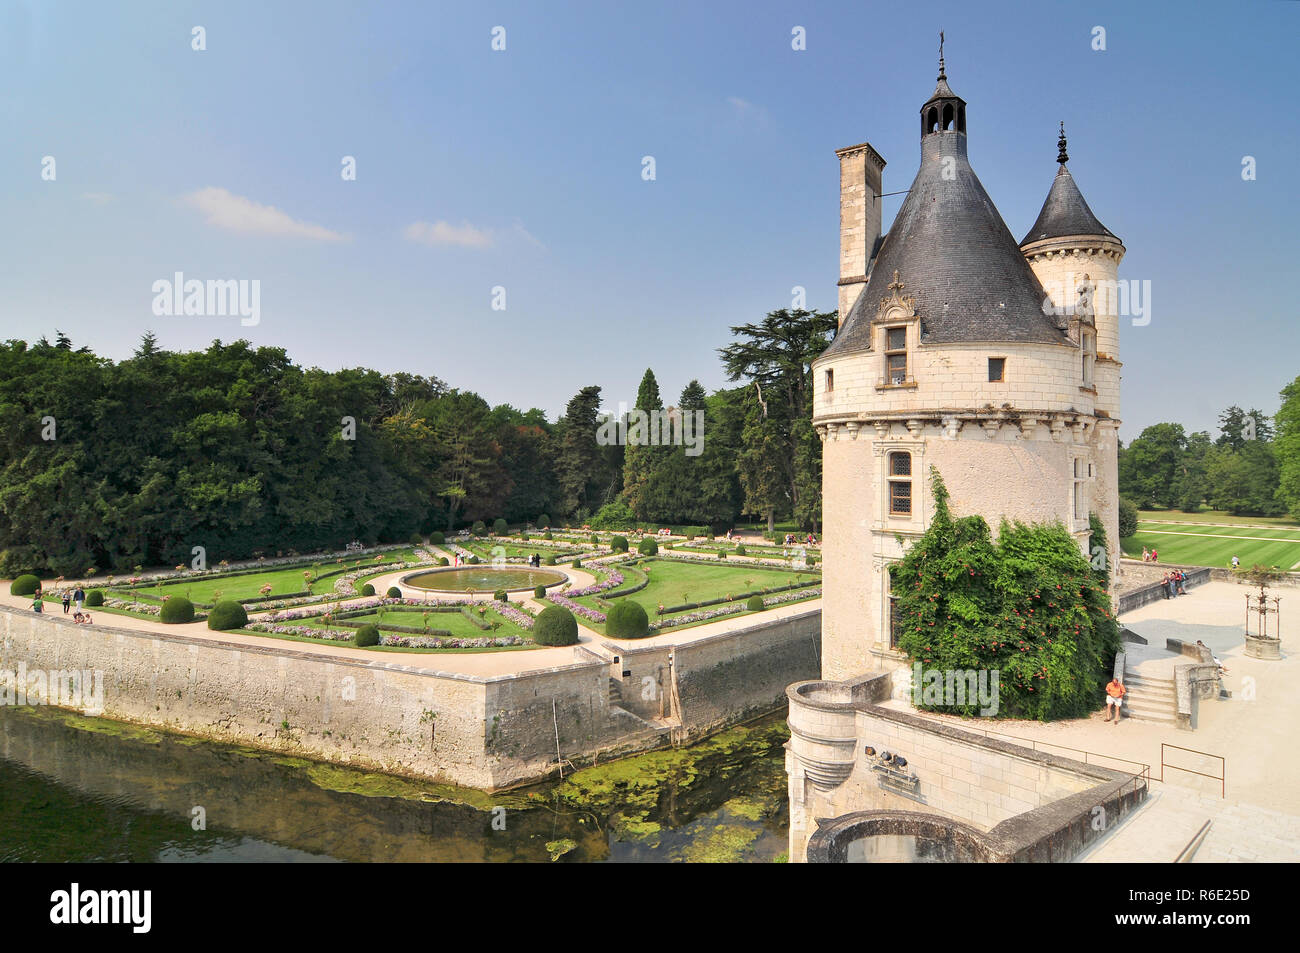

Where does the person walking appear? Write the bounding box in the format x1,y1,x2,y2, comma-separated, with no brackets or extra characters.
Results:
73,586,85,612
1231,555,1240,570
62,591,71,613
1104,676,1126,723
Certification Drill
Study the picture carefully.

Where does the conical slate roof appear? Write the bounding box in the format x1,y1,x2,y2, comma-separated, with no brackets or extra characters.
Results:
1019,164,1118,245
825,131,1067,359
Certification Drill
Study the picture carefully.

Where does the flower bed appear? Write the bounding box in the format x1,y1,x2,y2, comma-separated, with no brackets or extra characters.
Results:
491,599,536,630
649,587,822,631
548,593,605,624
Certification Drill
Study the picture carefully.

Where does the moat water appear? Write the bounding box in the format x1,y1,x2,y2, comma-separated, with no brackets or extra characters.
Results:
0,707,790,863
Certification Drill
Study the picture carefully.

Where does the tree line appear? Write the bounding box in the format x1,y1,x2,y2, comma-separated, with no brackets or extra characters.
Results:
0,311,833,576
1118,381,1300,520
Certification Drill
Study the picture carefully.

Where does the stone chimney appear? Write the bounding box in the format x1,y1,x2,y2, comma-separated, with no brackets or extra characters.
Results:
836,142,886,324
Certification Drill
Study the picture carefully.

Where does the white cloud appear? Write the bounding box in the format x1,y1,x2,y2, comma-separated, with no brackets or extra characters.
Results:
727,96,770,125
81,192,114,205
182,186,346,241
403,220,495,248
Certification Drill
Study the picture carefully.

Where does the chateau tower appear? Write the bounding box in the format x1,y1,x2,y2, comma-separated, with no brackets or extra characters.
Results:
812,54,1123,680
1021,124,1126,565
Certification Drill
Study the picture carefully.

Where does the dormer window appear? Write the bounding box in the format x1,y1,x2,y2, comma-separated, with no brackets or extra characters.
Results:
885,327,908,384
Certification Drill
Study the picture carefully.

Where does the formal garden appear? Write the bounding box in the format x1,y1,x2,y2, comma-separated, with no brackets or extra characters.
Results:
8,522,823,654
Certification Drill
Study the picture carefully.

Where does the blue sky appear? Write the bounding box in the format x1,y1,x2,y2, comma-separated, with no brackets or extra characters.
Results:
0,0,1295,441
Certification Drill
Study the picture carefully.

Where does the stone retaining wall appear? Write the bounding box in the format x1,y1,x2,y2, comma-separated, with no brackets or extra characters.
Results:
0,604,821,790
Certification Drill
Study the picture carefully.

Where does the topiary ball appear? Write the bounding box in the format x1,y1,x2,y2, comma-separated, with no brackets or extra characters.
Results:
10,574,40,596
467,555,480,565
637,538,658,556
494,589,508,602
208,600,249,630
610,536,629,553
544,555,557,566
471,520,487,536
717,550,727,560
591,533,600,545
746,595,765,612
431,531,445,545
735,544,747,556
537,514,550,529
572,558,582,569
85,589,105,607
355,624,380,647
160,596,195,624
606,600,649,638
409,533,424,546
534,585,546,598
543,531,553,541
533,605,579,646
360,583,376,597
386,586,402,598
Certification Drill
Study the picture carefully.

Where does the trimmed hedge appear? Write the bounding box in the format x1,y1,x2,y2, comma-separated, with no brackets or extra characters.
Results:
431,531,445,545
543,531,553,541
86,589,105,607
572,558,582,569
537,514,550,529
544,555,557,566
355,624,381,647
610,536,629,553
494,589,508,602
735,544,747,556
493,518,508,536
386,586,402,598
466,555,480,565
159,596,195,624
746,595,765,612
409,533,424,546
606,600,649,639
534,585,547,598
637,538,658,556
359,583,376,597
207,600,249,630
10,574,40,596
471,520,487,536
533,605,579,646
1119,497,1139,538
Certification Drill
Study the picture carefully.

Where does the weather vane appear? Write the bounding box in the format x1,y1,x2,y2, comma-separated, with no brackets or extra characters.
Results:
939,31,945,78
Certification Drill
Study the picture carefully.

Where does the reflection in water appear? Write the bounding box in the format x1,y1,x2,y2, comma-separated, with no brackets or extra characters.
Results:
845,834,972,863
0,707,789,863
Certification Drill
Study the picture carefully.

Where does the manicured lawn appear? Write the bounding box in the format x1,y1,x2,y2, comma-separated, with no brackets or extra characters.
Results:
306,607,519,640
1121,522,1300,570
624,559,818,609
108,549,420,604
1138,509,1299,528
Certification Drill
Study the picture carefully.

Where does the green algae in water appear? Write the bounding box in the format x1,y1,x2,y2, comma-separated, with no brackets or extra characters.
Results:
546,838,578,861
675,824,761,863
19,708,164,745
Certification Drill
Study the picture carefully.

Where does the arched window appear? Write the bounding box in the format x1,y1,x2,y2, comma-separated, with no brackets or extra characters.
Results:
957,106,966,133
942,104,954,130
926,107,938,134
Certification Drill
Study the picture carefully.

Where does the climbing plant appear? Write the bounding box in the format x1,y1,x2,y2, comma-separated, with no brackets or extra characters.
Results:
890,469,1120,721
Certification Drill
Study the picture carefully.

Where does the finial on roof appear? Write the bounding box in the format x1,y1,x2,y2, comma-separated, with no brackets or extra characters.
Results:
1057,121,1069,165
938,31,946,80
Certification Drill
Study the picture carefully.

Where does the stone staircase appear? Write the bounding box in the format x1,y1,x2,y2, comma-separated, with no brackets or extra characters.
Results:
1122,672,1177,724
608,677,623,706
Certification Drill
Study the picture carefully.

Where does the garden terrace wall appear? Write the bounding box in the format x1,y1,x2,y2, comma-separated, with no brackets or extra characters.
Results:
1,602,825,790
1116,567,1211,614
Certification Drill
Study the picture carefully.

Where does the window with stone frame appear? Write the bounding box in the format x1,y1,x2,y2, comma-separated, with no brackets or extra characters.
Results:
889,451,912,515
1081,330,1096,386
1072,456,1087,521
887,568,901,649
885,326,908,385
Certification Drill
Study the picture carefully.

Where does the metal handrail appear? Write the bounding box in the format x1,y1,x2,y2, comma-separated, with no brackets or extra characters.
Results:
1159,742,1225,797
967,725,1151,778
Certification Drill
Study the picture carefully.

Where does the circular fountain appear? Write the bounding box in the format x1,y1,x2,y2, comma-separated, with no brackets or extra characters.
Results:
401,566,567,594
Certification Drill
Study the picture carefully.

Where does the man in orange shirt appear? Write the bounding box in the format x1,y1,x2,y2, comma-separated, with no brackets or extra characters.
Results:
1104,676,1126,723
